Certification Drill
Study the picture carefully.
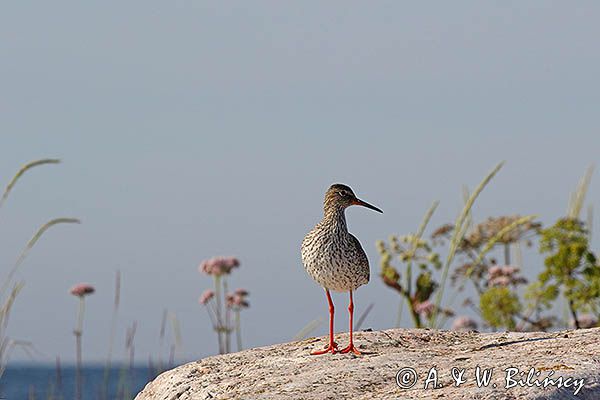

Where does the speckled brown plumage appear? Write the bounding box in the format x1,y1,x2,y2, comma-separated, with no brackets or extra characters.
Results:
301,184,382,355
301,198,370,292
301,184,382,292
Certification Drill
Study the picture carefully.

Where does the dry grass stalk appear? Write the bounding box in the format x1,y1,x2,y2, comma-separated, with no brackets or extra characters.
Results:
431,161,504,328
0,158,61,210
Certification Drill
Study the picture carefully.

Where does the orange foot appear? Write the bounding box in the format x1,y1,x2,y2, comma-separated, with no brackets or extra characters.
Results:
339,343,361,355
310,341,338,355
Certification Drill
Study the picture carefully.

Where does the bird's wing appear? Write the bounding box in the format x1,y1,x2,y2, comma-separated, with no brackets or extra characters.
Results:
349,233,370,268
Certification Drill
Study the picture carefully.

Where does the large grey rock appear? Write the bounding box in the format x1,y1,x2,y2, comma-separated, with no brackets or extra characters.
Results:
135,327,600,399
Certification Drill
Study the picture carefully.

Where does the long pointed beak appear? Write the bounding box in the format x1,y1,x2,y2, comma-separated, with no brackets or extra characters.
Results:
353,198,383,213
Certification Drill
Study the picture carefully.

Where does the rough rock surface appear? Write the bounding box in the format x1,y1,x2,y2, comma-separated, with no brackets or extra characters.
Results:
135,328,600,399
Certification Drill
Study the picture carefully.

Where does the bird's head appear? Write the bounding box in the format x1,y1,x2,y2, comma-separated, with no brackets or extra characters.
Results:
324,183,383,214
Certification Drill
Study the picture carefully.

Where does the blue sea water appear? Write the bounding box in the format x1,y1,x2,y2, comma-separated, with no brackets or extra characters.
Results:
1,364,160,400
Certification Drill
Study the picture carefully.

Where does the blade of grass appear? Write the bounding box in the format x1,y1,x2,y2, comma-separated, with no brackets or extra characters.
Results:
394,299,404,328
169,312,182,363
515,241,523,268
102,270,121,400
0,159,61,210
462,185,473,233
407,201,440,258
471,215,538,270
355,303,374,331
404,201,438,328
0,339,33,379
446,214,537,323
431,161,505,328
293,318,323,341
587,204,594,240
0,282,25,379
568,165,594,219
158,309,167,371
1,218,80,296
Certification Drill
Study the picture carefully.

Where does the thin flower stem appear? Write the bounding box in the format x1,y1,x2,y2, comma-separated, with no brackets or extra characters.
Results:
55,356,63,397
74,297,85,400
203,302,222,353
103,270,120,400
504,243,511,265
394,299,404,328
213,276,224,354
204,302,218,327
223,307,231,353
235,309,242,351
225,306,231,353
214,276,222,325
570,299,581,329
223,278,230,353
206,304,221,354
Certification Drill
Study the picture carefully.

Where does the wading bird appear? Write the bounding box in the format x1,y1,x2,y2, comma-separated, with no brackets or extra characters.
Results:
301,184,382,355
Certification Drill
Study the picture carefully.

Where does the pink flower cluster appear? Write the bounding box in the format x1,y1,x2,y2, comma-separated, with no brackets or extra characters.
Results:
451,316,478,331
199,256,240,276
70,283,95,297
226,288,250,309
414,300,435,318
487,265,526,287
199,289,215,305
573,314,598,329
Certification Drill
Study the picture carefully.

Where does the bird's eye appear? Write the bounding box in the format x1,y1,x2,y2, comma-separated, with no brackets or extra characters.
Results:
338,191,345,197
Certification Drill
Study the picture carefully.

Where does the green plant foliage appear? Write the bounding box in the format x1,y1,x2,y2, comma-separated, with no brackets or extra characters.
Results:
377,201,446,328
377,241,401,290
415,271,437,303
432,161,505,328
524,281,559,310
538,217,600,326
480,286,521,330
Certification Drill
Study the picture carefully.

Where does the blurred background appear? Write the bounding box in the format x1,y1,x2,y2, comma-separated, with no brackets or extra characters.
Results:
1,1,599,397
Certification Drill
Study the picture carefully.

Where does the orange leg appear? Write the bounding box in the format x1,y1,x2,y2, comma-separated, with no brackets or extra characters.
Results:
311,289,338,355
340,291,361,355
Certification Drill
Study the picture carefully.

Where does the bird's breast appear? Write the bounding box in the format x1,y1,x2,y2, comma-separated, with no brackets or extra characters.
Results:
302,229,364,269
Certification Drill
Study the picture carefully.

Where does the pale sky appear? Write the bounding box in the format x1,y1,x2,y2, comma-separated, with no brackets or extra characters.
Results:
1,2,599,362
